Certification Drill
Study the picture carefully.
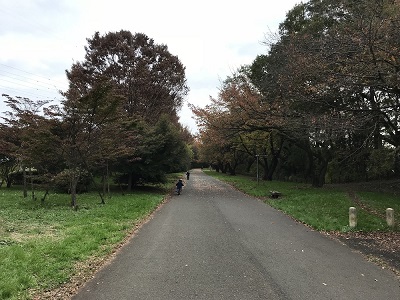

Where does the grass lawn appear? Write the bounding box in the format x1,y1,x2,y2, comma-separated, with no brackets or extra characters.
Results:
205,170,399,232
0,174,180,300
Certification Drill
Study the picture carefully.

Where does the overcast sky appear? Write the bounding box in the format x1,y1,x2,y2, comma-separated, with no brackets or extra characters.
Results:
0,0,300,133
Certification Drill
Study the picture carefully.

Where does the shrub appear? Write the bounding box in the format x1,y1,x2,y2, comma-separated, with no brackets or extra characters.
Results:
52,169,92,193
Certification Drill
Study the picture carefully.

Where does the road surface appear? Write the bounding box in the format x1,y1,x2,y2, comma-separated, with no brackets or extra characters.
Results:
72,169,400,299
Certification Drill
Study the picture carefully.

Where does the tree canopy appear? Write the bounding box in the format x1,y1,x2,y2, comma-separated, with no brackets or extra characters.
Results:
192,0,400,186
64,30,189,124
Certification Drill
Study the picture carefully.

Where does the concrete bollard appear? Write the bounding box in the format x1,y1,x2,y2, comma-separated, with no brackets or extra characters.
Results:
386,208,395,228
349,207,357,228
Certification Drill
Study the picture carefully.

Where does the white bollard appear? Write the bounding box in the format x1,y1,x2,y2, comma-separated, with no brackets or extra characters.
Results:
386,208,395,228
349,207,357,228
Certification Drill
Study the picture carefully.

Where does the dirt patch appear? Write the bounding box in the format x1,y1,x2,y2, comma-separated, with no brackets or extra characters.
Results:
326,231,400,279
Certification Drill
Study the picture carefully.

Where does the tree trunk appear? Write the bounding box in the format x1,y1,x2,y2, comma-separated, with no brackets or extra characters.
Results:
98,190,106,205
228,161,237,176
70,172,79,210
246,158,255,173
41,190,49,203
305,149,314,183
220,163,226,173
6,177,12,188
267,155,279,181
102,174,106,196
127,172,133,192
23,167,27,198
30,168,35,201
225,162,233,175
395,146,400,175
106,162,110,195
311,156,328,188
267,137,284,181
261,157,270,181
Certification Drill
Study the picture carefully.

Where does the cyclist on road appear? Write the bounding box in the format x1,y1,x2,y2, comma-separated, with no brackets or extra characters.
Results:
176,179,184,195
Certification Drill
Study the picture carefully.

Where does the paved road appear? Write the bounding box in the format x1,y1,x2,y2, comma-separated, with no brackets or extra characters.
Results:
72,169,400,300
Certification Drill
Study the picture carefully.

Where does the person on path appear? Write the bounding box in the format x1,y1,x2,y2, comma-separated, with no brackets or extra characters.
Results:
186,171,190,180
176,179,184,195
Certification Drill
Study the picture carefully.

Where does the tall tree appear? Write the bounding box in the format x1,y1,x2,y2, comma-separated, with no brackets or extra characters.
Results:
63,30,190,196
65,30,189,124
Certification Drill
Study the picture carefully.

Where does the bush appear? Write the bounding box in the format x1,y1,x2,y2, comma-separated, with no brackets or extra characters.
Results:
52,169,92,193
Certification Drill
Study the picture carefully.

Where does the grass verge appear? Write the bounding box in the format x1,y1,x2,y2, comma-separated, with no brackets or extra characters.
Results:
205,170,399,232
0,174,180,300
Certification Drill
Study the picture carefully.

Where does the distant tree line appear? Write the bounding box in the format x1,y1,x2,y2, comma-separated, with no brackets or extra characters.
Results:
0,30,193,208
192,0,400,187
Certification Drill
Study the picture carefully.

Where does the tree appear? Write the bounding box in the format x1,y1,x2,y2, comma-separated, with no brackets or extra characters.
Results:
247,0,400,186
192,67,271,176
63,30,190,196
1,95,52,195
65,30,189,124
0,124,19,188
60,83,123,208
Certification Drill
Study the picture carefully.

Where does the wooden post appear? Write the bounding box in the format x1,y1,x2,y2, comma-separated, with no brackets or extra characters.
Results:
349,207,357,228
386,208,395,228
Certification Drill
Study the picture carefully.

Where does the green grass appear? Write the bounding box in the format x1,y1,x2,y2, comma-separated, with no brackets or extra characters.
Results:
358,191,400,214
205,170,399,232
0,174,181,300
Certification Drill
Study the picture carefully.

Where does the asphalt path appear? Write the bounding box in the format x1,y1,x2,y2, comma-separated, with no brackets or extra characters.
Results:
72,169,400,300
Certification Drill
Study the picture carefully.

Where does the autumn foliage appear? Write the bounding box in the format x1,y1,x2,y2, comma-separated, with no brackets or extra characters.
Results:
192,0,400,187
